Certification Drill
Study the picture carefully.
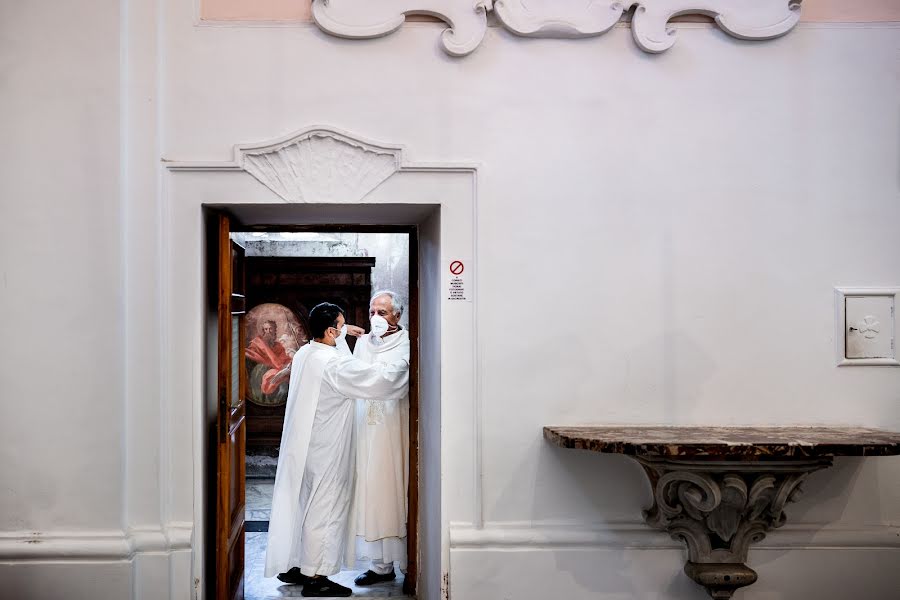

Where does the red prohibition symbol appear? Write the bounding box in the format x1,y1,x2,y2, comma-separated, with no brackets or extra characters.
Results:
449,260,464,275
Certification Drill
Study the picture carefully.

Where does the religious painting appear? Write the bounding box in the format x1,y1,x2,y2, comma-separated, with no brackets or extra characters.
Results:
244,303,308,407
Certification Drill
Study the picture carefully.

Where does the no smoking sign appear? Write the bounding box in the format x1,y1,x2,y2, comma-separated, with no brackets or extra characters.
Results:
446,259,471,302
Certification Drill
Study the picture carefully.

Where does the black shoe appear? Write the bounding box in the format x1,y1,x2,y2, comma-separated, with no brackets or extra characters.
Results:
354,569,396,586
277,567,310,585
301,576,352,597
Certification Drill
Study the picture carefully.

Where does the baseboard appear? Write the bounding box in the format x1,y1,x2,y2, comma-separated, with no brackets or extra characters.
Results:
0,523,194,600
449,544,900,600
448,521,900,600
0,560,133,600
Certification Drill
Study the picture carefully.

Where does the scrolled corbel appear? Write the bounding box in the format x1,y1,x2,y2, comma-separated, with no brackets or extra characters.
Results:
635,456,830,599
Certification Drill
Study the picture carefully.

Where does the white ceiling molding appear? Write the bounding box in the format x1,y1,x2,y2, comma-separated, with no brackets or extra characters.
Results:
311,0,492,57
236,127,403,204
311,0,802,55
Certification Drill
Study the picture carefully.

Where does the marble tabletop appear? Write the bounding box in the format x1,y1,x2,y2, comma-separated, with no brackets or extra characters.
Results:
543,426,900,458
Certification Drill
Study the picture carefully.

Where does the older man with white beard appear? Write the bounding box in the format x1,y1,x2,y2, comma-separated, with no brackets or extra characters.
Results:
348,290,411,586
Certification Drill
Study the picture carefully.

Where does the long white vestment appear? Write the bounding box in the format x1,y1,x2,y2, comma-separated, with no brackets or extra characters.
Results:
264,339,409,578
348,330,410,569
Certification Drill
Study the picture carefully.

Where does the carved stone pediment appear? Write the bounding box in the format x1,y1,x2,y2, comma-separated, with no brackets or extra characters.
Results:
312,0,803,55
235,127,402,204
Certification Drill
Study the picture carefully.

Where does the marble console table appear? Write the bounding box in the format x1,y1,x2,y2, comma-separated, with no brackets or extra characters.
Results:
543,426,900,599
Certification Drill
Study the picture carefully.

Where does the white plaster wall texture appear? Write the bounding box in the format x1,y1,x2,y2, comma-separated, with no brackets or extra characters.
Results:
357,233,411,330
0,0,125,533
0,1,136,597
2,0,900,597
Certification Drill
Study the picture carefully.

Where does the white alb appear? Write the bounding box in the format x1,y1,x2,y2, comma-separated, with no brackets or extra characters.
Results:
350,330,412,571
265,339,410,577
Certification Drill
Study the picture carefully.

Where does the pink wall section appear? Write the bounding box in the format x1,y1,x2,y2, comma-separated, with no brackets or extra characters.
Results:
201,0,310,21
200,0,900,22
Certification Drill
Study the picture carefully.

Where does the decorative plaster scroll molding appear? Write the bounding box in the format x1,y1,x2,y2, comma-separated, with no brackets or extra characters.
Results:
312,0,802,55
235,127,403,204
629,1,802,53
492,0,626,38
311,0,491,57
496,0,804,53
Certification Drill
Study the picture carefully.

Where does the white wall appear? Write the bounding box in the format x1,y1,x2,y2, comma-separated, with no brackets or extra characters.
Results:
0,0,133,597
0,0,123,531
1,0,899,597
0,0,186,597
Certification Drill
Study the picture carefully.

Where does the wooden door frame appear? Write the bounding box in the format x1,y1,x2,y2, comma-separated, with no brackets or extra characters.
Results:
209,214,248,600
216,220,421,596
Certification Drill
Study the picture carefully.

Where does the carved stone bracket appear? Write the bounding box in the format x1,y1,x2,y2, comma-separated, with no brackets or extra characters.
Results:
311,0,803,55
636,456,832,599
544,426,900,599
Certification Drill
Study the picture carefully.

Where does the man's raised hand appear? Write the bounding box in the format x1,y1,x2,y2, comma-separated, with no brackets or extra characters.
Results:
345,325,366,338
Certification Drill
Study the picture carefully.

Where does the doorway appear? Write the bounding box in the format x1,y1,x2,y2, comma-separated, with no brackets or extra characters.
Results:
205,212,426,600
166,136,473,600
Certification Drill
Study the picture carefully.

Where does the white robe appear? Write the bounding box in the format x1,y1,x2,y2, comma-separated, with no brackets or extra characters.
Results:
349,330,411,569
264,339,410,578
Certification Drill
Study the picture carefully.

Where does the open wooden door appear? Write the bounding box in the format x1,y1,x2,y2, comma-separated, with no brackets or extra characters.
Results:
216,214,247,600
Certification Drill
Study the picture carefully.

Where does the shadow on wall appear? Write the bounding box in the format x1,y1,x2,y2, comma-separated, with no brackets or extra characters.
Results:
785,457,870,525
752,456,872,572
538,457,868,599
491,442,654,524
555,546,708,600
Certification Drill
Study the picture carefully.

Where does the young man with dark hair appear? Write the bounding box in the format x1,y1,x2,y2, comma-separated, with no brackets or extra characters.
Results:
306,302,345,340
265,302,410,598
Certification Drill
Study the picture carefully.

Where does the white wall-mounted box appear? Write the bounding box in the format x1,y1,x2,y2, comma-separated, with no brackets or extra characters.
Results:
835,288,899,366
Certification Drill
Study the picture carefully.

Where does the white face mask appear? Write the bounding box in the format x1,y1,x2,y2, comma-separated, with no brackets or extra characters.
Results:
369,314,389,337
331,324,347,343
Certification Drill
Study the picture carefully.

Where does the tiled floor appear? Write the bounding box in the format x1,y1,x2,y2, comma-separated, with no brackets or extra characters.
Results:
245,532,408,599
246,478,274,522
244,478,409,599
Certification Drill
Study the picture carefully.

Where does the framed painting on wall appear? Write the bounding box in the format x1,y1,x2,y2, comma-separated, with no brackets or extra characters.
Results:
244,302,307,407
